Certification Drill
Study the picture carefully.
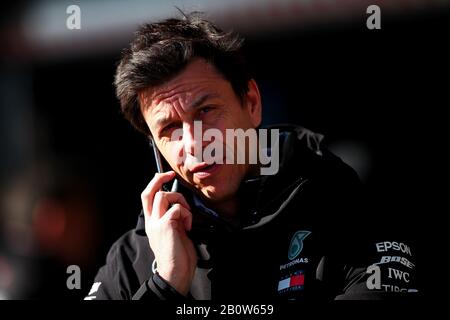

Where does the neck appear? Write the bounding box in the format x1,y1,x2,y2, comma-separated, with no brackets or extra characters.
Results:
205,163,261,225
206,196,240,226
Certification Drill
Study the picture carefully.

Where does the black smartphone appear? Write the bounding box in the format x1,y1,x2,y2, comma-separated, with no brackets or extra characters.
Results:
148,138,234,241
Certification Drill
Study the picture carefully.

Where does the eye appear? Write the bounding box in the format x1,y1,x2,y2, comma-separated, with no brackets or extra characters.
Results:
199,106,214,115
160,123,179,135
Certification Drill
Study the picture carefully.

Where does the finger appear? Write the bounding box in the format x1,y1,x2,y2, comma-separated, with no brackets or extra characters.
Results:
161,204,193,232
141,171,176,216
152,192,191,219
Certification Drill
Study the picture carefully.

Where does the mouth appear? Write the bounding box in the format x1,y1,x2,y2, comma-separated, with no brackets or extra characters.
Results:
189,162,221,179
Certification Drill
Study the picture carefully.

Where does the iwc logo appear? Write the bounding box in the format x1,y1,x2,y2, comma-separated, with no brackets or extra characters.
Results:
288,230,311,260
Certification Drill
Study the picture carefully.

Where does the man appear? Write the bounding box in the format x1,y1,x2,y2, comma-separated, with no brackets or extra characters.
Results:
86,13,418,300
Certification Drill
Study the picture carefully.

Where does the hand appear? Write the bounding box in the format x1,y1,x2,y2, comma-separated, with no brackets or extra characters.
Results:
141,171,197,296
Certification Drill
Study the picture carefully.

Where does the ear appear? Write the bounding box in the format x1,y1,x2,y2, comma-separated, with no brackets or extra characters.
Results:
244,79,262,127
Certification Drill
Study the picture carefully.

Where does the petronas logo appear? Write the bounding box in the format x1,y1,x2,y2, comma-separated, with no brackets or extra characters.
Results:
288,231,311,260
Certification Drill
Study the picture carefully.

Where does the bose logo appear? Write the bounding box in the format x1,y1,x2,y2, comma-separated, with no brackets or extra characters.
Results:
377,256,415,269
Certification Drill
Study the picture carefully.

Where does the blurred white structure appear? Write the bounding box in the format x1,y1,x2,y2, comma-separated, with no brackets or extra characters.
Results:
2,0,447,60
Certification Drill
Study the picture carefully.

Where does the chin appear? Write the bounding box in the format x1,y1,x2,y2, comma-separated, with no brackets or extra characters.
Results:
200,185,236,203
200,186,221,201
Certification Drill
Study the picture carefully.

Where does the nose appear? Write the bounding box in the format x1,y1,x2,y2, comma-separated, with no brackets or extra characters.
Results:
182,121,203,157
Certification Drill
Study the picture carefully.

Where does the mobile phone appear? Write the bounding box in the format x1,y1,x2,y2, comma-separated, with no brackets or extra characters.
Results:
148,137,235,241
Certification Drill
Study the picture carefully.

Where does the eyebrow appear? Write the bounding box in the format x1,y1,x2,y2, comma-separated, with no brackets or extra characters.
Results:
189,93,217,110
152,93,218,130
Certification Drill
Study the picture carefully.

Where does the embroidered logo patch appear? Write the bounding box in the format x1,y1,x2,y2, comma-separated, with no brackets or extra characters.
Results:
278,270,305,293
288,230,311,260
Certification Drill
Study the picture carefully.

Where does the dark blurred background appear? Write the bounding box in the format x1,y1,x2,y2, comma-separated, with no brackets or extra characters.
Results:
1,0,448,299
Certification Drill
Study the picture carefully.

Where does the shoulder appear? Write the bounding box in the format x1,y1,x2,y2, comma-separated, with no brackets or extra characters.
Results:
272,124,360,184
86,227,154,300
106,227,151,266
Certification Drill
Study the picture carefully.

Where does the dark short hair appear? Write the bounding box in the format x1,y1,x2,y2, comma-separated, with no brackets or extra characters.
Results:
114,12,251,136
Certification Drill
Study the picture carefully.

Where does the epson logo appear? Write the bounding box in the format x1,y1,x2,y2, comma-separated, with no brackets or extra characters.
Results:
375,241,412,256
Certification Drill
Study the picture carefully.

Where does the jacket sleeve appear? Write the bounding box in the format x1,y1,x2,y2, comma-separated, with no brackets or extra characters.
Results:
83,238,126,300
333,238,419,300
84,231,190,300
318,148,419,300
131,273,190,300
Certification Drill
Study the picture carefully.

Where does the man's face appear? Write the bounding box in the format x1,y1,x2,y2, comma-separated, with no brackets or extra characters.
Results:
139,58,261,203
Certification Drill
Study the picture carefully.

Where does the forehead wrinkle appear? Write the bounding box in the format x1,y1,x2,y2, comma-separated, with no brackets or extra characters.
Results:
149,89,220,132
151,82,219,117
141,59,229,132
151,80,214,106
141,62,226,111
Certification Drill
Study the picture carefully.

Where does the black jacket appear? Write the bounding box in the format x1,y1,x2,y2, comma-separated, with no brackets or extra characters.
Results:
86,125,418,300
